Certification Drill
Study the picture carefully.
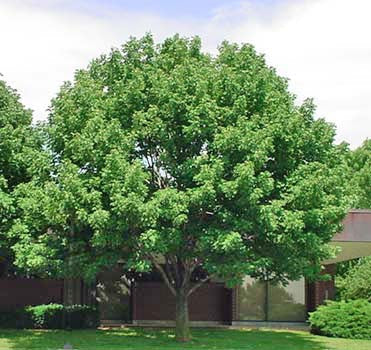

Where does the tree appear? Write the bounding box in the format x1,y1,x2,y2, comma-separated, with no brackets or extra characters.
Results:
12,35,349,341
0,77,37,277
344,139,370,209
336,257,371,301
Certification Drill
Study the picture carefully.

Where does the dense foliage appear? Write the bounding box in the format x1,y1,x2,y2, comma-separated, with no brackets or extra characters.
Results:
309,299,371,339
0,78,38,277
342,139,370,209
0,304,99,329
25,304,64,329
10,35,349,340
336,257,371,301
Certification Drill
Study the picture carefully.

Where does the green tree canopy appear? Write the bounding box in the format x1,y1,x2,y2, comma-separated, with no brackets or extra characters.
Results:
12,35,349,341
0,77,37,276
336,256,371,301
344,139,370,209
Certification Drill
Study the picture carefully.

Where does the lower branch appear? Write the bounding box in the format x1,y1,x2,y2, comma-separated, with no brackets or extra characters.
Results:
187,274,215,296
149,255,176,296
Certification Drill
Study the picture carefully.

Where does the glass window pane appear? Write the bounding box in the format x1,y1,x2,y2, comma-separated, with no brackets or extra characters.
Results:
237,277,266,320
267,278,306,321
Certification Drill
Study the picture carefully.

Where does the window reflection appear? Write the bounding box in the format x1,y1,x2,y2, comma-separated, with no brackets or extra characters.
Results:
268,279,306,321
238,277,266,320
237,277,306,322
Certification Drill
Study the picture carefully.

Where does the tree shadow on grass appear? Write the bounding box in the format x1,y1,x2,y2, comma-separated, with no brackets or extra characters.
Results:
0,327,331,350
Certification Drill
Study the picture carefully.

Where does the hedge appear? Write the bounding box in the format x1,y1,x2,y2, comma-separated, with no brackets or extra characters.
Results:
309,299,371,339
0,304,99,329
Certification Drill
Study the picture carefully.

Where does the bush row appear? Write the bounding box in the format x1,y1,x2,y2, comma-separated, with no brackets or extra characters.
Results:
309,299,371,340
0,304,99,329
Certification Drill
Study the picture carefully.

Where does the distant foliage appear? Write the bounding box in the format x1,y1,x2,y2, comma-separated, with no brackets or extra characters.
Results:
335,257,361,278
342,139,371,209
309,299,371,339
336,257,371,301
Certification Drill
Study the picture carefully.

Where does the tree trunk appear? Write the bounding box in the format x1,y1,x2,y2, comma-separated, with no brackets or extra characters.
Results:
175,288,191,342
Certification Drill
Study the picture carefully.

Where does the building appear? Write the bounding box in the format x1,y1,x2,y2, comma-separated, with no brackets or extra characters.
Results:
1,209,370,326
99,209,371,326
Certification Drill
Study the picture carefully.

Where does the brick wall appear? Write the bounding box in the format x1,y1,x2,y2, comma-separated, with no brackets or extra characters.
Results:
0,278,63,311
133,282,231,322
306,264,336,312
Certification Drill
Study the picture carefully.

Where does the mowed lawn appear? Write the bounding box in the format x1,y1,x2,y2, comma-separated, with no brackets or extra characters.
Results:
0,328,370,350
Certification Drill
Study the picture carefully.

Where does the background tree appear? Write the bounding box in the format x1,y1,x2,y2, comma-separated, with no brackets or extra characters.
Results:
0,77,38,277
343,139,370,209
12,35,349,341
336,256,371,301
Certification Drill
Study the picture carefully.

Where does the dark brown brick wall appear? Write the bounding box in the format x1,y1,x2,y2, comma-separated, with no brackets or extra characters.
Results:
133,282,231,322
306,264,336,312
0,278,63,311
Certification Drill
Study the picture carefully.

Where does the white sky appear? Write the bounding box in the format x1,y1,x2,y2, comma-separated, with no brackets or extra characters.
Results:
0,0,370,148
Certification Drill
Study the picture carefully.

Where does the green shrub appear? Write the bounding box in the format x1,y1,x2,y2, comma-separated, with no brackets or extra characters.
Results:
309,299,371,339
0,304,99,329
25,304,64,329
65,305,100,329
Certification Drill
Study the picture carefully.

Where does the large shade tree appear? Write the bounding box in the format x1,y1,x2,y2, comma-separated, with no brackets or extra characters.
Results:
0,77,38,276
12,35,349,341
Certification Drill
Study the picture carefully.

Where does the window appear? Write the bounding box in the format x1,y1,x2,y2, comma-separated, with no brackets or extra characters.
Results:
238,277,266,320
237,277,306,322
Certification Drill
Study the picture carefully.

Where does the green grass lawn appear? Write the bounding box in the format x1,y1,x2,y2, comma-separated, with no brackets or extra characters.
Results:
0,328,370,350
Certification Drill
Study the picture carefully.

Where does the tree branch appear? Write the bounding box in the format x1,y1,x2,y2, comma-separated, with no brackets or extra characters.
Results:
187,275,215,297
181,265,191,289
149,254,176,296
169,255,181,288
